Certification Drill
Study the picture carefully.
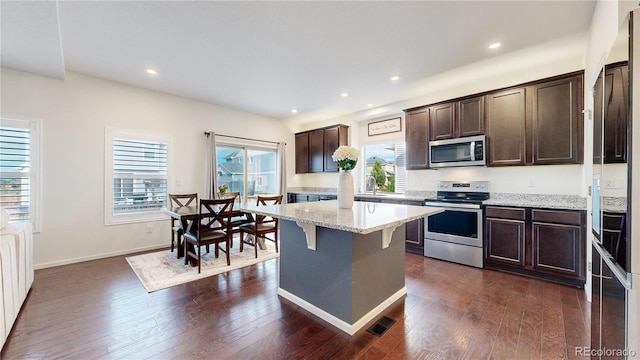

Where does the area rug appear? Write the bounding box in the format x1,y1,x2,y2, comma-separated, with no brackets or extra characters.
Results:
126,243,279,292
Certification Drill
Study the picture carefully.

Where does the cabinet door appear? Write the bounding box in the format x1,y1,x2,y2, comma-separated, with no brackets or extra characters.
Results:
594,70,604,164
323,125,348,172
295,133,309,174
429,103,455,140
308,129,324,172
531,222,584,279
405,218,424,254
486,88,526,166
405,108,429,169
458,96,485,137
485,217,526,266
530,75,582,164
323,127,340,172
603,65,628,163
600,257,627,354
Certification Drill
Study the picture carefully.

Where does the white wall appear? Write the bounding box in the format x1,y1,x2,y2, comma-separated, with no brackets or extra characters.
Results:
0,68,295,268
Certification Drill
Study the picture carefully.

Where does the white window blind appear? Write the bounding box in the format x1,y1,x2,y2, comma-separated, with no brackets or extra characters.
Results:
0,118,40,230
105,128,171,225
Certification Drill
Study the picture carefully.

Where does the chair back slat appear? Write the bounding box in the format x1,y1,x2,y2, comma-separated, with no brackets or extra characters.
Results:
169,193,198,208
255,195,282,222
226,191,241,202
256,195,282,206
198,198,234,235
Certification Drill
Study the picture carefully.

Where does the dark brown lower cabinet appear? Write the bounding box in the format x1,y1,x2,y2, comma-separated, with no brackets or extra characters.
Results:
287,193,336,203
355,196,424,254
405,216,424,255
484,206,585,287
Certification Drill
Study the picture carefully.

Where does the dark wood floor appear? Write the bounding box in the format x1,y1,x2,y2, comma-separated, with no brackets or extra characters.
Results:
1,250,590,359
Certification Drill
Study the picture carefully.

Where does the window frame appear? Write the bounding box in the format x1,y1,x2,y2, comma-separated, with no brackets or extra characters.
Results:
361,139,407,194
0,117,42,232
104,128,173,226
215,136,279,202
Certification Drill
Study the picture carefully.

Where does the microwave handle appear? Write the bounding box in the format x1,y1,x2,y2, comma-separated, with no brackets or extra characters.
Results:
470,141,476,161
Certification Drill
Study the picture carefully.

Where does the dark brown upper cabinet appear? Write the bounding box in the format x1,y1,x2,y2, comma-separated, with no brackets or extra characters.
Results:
485,72,583,167
404,107,430,169
406,70,584,168
429,102,455,140
528,74,583,165
603,63,628,163
458,96,485,137
295,124,348,174
429,96,485,141
308,129,325,173
295,132,309,174
486,88,527,166
323,125,348,172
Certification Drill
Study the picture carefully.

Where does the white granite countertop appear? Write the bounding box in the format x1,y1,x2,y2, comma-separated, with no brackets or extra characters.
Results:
287,189,589,210
602,197,627,213
238,200,442,234
483,193,587,210
287,188,436,202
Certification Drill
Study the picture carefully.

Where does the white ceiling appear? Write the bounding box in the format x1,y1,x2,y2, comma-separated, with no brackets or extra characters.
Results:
1,1,596,123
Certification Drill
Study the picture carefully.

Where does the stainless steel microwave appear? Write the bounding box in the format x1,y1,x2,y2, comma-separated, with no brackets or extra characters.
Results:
429,135,486,168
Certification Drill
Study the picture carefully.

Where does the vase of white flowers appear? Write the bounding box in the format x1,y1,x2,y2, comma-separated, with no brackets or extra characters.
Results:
332,145,359,209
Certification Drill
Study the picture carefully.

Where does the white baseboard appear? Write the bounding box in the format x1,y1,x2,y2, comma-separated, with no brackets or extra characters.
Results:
277,286,407,335
34,244,167,270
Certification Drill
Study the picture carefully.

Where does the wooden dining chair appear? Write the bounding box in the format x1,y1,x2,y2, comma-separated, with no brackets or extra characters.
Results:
168,193,198,258
183,198,234,273
239,195,283,258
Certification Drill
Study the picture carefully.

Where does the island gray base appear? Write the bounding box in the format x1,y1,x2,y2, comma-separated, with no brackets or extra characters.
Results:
278,220,407,335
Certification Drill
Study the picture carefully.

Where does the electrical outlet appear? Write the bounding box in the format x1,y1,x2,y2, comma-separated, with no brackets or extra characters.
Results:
588,261,592,272
146,225,152,234
604,179,624,189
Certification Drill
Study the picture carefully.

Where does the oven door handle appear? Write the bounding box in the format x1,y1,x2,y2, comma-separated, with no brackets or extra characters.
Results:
423,201,481,209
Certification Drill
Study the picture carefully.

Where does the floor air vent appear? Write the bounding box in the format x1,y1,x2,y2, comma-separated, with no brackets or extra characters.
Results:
366,315,396,337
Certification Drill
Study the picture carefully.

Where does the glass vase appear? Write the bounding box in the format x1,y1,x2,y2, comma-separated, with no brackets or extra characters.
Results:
337,170,354,209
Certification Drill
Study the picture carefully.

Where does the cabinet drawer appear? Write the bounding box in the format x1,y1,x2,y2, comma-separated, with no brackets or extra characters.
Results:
531,209,582,225
603,213,625,230
485,206,526,220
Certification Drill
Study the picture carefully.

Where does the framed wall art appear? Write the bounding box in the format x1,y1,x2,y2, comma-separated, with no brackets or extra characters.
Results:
368,117,402,136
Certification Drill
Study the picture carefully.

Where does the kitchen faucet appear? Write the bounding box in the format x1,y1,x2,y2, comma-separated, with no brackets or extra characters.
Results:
367,175,377,195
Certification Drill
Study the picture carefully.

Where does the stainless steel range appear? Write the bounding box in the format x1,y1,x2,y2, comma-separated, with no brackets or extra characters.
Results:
423,181,489,268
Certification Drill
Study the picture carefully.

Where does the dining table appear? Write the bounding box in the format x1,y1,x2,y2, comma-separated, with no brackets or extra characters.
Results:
163,201,252,260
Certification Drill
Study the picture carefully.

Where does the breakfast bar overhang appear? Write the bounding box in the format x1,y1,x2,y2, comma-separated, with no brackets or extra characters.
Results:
239,200,443,335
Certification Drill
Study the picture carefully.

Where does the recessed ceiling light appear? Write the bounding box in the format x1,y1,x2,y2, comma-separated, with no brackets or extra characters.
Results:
488,42,501,49
390,75,401,81
367,103,374,107
341,92,349,98
291,109,298,114
146,68,157,75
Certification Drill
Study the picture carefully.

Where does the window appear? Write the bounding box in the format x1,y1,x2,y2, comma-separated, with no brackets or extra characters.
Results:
362,142,406,194
105,128,171,225
0,118,41,231
215,138,278,202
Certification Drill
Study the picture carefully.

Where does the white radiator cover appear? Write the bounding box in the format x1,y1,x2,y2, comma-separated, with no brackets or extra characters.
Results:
0,222,34,348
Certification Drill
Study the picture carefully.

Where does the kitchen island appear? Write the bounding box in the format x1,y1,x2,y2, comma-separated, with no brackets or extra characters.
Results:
238,200,442,335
